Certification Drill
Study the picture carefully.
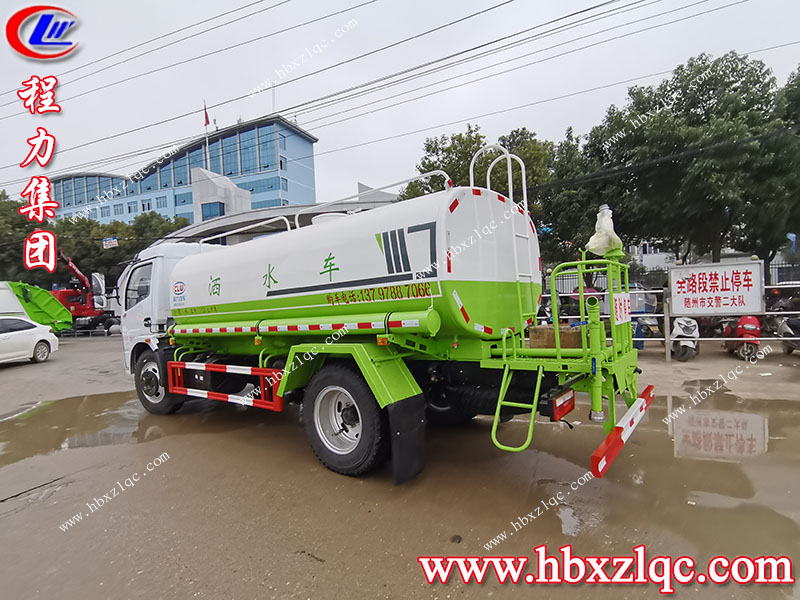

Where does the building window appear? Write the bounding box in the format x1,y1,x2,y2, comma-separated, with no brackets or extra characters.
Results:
188,147,205,180
141,170,157,192
85,176,98,203
73,176,86,205
126,178,140,195
222,134,239,176
53,180,62,205
89,208,98,220
175,192,192,206
258,126,275,170
100,206,110,218
281,177,288,191
278,133,286,149
279,156,287,171
208,140,221,174
238,177,280,194
159,163,172,188
252,198,281,209
142,199,151,211
62,178,74,206
128,201,138,214
113,204,124,216
175,212,194,224
239,128,257,174
173,154,188,186
112,177,125,196
201,202,225,221
98,176,112,200
156,196,167,209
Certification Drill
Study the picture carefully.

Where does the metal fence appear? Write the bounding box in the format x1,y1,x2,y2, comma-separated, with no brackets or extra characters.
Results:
538,284,800,362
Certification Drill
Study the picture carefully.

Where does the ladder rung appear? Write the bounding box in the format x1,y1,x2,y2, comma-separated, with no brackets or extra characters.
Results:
498,400,537,410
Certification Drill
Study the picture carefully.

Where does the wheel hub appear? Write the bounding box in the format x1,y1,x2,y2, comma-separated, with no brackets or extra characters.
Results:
313,386,362,455
140,361,164,403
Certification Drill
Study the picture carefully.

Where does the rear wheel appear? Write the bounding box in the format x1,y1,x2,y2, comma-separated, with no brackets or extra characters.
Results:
303,364,389,476
31,341,50,363
134,350,184,414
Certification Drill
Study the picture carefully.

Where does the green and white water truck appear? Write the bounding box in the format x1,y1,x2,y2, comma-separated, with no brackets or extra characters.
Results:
119,145,654,483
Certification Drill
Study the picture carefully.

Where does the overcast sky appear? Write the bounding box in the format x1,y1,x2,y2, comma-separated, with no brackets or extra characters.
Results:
1,0,798,203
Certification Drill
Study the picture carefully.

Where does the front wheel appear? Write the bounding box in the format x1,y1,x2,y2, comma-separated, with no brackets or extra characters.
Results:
675,345,695,362
302,364,389,476
735,343,757,361
134,350,184,414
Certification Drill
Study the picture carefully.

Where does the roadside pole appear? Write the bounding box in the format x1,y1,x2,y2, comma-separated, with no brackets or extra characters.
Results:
664,294,671,363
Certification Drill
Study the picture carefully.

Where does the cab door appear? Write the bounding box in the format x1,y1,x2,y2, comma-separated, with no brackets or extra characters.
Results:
121,262,154,352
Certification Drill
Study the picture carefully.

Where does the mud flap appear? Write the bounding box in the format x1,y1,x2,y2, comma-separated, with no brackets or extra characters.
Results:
387,393,426,484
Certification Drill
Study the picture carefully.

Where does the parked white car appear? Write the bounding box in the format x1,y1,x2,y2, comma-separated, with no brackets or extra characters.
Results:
0,316,59,364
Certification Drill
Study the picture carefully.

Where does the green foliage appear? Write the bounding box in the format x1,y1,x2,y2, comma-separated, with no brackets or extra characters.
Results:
0,199,188,289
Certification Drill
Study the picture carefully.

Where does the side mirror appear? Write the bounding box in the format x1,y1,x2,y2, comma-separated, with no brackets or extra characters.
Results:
143,317,151,328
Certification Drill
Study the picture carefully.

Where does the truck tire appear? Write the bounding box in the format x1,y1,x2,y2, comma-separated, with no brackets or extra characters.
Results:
134,350,184,415
303,364,389,476
104,317,120,335
31,340,50,363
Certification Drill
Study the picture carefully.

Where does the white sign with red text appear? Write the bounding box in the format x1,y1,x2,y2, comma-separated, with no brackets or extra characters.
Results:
613,292,631,325
669,260,764,316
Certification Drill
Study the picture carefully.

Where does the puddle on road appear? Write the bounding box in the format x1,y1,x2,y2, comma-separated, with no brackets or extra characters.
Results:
0,391,301,468
0,387,798,583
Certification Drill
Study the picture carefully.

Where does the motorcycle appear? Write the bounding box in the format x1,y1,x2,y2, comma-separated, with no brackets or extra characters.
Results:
671,317,700,361
778,318,800,355
723,315,761,360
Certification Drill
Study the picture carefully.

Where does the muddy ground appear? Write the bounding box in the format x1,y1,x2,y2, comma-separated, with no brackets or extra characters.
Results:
0,337,797,599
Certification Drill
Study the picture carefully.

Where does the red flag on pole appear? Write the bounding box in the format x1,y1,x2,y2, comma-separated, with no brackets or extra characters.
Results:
203,101,210,127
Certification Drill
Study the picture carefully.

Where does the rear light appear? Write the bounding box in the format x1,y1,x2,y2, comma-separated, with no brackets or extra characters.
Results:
48,328,54,334
552,389,575,421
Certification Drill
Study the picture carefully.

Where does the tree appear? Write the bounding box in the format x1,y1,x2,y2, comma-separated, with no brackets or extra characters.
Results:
398,123,487,199
0,198,188,288
585,52,793,264
537,128,601,266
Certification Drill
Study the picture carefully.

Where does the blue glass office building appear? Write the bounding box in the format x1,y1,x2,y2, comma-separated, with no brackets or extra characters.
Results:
51,115,317,225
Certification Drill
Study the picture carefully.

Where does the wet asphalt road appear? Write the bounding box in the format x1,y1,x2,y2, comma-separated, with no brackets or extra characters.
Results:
0,339,798,599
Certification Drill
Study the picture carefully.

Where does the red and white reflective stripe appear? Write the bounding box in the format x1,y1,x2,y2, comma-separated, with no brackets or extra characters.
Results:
473,322,493,335
452,289,470,323
387,319,420,328
472,188,482,196
448,198,459,213
497,193,506,203
174,326,256,334
591,385,655,478
446,250,453,273
177,319,425,335
175,361,265,376
177,387,256,406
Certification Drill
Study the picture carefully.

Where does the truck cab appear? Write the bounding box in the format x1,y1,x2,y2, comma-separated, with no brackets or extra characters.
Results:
118,242,214,374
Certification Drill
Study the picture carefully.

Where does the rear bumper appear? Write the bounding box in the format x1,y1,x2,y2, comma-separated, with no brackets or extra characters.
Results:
590,385,655,477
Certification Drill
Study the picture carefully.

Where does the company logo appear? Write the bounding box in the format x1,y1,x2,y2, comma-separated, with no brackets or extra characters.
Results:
6,5,78,60
172,281,185,295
